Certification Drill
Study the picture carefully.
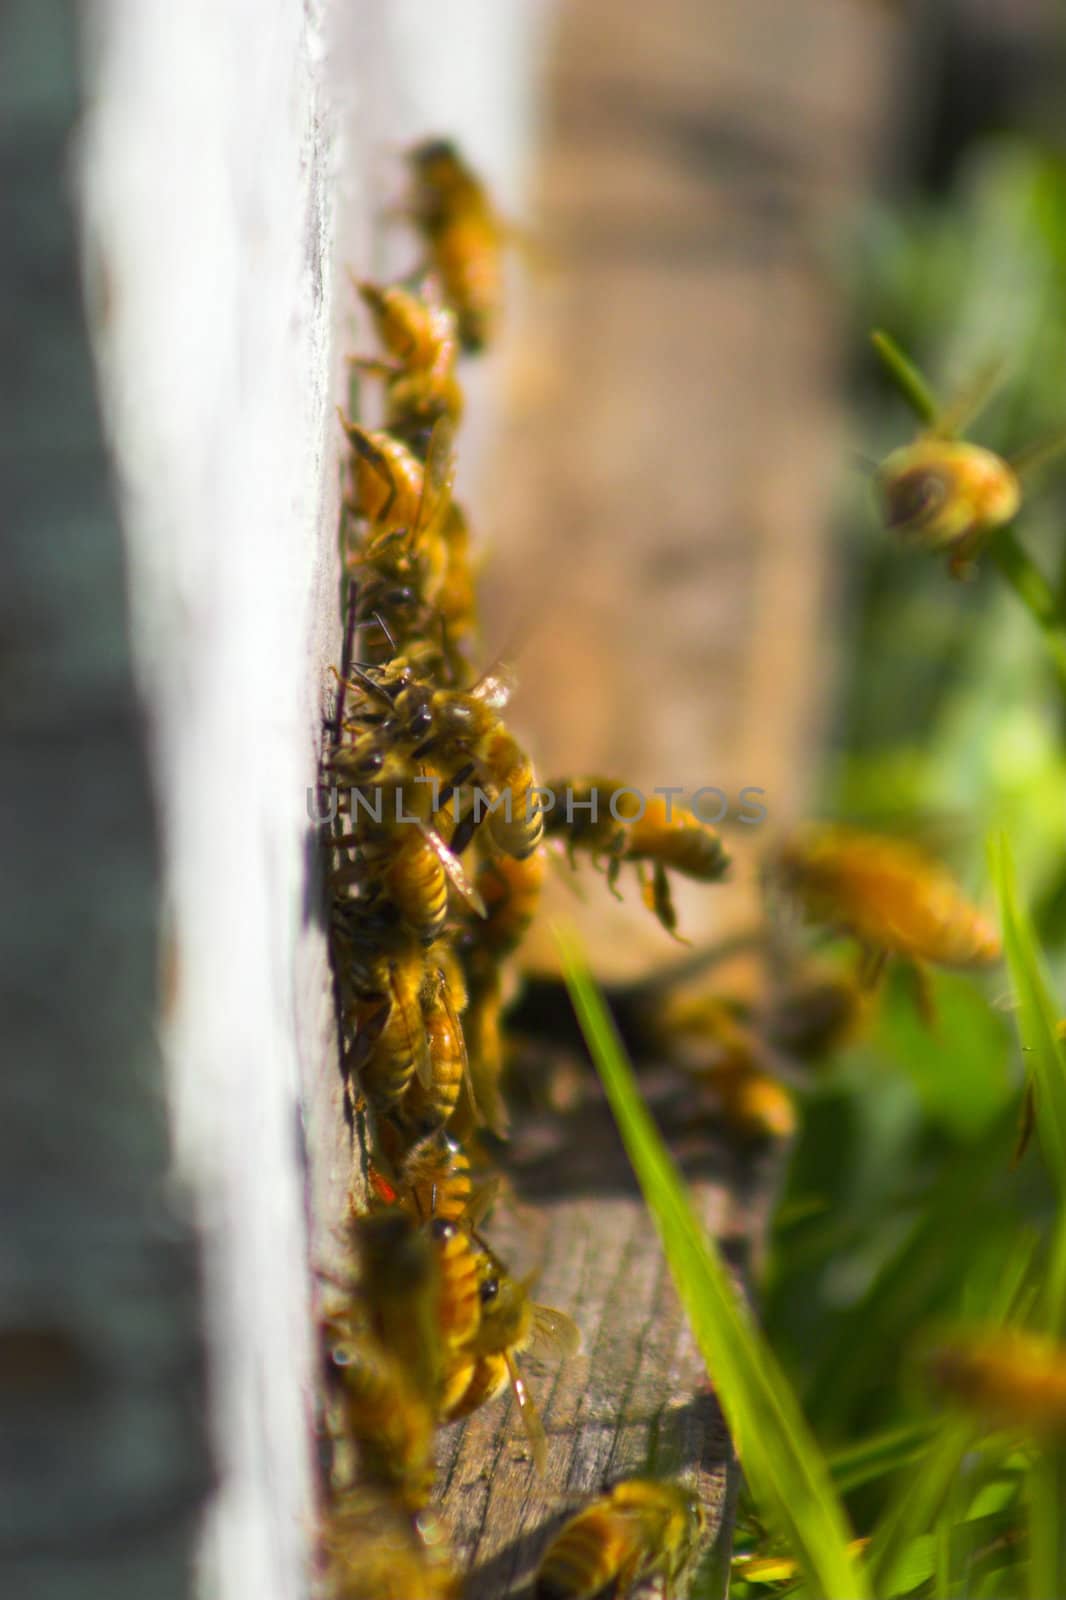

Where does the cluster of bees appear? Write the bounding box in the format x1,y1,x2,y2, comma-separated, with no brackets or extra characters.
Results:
313,141,1011,1600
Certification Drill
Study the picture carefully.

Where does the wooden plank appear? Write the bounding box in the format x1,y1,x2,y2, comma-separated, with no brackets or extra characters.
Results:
434,1055,783,1597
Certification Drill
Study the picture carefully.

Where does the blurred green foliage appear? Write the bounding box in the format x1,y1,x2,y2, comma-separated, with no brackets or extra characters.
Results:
745,139,1066,1596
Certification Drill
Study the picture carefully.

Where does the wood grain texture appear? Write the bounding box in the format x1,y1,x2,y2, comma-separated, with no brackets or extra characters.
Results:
434,1054,784,1599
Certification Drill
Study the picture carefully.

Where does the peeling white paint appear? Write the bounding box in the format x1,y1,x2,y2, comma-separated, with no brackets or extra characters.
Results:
76,3,553,1597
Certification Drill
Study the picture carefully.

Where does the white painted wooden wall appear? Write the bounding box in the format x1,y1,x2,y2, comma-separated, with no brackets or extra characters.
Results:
77,5,554,1597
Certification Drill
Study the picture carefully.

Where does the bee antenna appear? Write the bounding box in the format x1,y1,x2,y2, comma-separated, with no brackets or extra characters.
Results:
370,610,398,653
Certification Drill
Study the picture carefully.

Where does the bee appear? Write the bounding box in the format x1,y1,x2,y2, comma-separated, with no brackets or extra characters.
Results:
769,825,1000,986
622,796,731,938
430,1217,485,1369
340,416,456,606
336,938,430,1113
350,279,463,448
877,436,1021,578
871,332,1066,578
926,1327,1066,1436
544,783,730,937
469,846,547,957
399,1130,498,1226
353,1211,441,1406
440,1241,581,1474
330,780,487,947
406,139,506,354
543,777,629,870
652,991,797,1143
343,658,543,861
534,1478,706,1600
329,1335,437,1512
321,1496,459,1600
392,955,473,1141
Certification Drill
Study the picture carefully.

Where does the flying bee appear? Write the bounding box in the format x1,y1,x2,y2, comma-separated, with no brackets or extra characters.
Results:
622,796,731,938
440,1242,581,1475
534,1478,707,1600
544,783,730,937
406,138,506,354
877,436,1020,577
543,777,629,869
769,824,1000,988
925,1327,1066,1436
871,331,1066,578
350,278,463,448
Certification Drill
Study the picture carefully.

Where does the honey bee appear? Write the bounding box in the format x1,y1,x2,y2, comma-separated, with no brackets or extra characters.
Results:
652,991,797,1143
926,1327,1066,1436
534,1478,706,1600
392,955,473,1141
877,436,1020,578
430,1217,484,1362
769,825,1000,985
321,1496,459,1600
623,796,731,937
544,783,730,937
336,938,430,1113
469,846,547,956
340,416,456,605
354,1212,441,1407
329,1335,437,1512
399,1130,498,1226
439,1240,581,1474
543,777,629,870
351,279,463,447
342,658,543,861
406,139,506,354
871,332,1066,578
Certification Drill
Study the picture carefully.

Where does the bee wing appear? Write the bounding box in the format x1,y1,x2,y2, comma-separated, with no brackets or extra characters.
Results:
930,358,1006,440
471,663,516,708
529,1304,582,1361
504,1350,548,1477
388,964,433,1090
420,823,488,918
1009,425,1066,479
413,417,457,542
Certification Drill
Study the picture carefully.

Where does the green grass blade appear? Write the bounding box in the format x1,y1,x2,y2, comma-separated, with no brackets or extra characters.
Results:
987,531,1066,701
556,926,870,1600
1027,1447,1066,1600
828,1421,936,1496
866,1419,977,1594
989,832,1066,1330
870,329,940,426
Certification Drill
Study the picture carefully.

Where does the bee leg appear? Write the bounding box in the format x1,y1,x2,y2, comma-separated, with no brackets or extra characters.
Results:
648,863,689,944
605,856,625,902
347,355,403,378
